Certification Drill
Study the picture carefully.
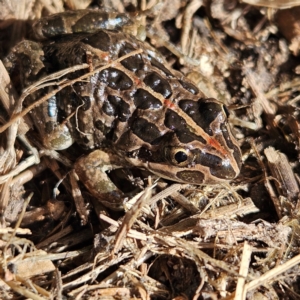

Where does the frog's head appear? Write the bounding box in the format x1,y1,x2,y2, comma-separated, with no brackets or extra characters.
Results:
125,98,242,184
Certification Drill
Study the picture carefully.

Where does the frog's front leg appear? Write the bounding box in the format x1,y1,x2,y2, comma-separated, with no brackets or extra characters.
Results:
74,149,128,211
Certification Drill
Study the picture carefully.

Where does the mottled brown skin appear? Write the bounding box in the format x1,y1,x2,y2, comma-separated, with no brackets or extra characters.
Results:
5,10,242,209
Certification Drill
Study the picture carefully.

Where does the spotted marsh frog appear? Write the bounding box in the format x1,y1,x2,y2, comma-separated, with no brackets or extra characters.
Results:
4,10,242,210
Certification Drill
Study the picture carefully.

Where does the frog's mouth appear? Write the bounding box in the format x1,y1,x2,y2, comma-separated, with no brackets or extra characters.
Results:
146,161,237,185
125,152,228,185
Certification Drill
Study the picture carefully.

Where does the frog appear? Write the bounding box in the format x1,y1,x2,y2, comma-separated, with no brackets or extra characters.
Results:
4,9,242,210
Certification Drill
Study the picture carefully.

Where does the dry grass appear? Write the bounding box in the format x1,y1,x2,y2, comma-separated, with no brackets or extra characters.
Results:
1,0,300,299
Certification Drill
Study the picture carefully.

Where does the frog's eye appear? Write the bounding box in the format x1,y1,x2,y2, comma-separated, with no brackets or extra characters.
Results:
166,147,192,167
174,150,188,163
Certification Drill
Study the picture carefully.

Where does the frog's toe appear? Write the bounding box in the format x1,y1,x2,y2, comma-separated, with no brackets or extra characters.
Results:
43,124,74,150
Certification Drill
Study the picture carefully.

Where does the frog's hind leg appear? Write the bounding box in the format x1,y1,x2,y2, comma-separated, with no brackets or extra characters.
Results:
74,149,127,211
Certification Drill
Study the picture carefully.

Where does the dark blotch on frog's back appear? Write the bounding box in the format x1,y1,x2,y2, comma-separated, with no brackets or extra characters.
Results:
99,67,133,90
149,57,174,77
119,42,145,72
178,99,224,136
179,80,199,95
82,30,112,52
133,89,162,110
164,109,206,144
131,118,162,144
144,72,172,98
102,95,131,122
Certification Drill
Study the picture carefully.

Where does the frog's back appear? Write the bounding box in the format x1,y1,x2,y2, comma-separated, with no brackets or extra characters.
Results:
39,25,206,148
